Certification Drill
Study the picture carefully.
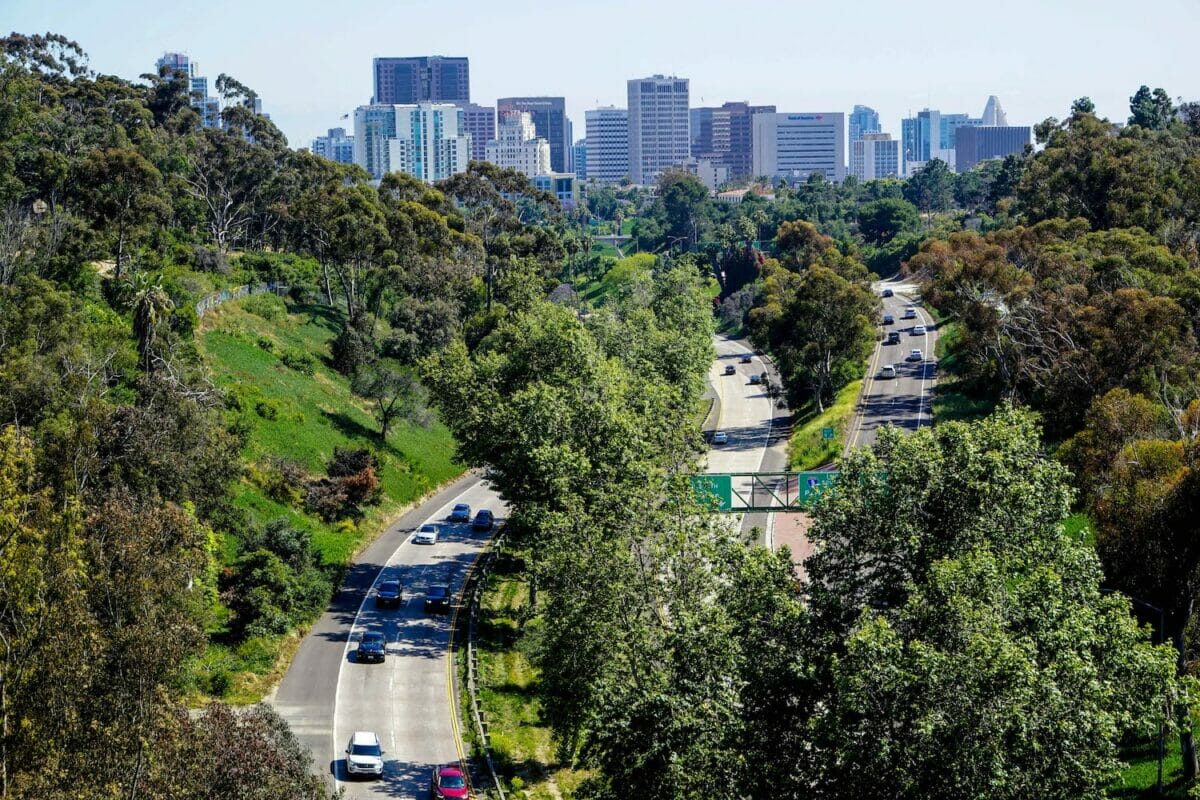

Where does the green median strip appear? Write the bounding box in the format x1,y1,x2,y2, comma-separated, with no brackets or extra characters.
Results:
789,379,863,470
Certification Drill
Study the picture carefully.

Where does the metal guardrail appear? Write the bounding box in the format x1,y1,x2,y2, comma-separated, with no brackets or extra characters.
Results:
463,530,508,799
194,281,289,316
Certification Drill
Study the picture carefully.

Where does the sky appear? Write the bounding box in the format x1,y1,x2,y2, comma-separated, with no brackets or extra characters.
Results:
5,0,1199,149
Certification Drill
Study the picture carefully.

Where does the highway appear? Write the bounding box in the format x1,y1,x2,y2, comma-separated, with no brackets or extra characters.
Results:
844,278,940,451
271,475,504,798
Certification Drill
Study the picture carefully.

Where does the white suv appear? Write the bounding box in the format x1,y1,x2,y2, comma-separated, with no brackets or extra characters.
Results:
346,731,384,778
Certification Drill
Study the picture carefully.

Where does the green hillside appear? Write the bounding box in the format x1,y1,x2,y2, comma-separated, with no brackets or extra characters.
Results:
193,294,462,699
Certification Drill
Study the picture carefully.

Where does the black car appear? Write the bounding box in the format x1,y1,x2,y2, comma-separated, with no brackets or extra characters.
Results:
472,509,495,531
723,364,736,375
424,585,452,614
882,314,895,325
448,503,471,523
739,353,753,364
375,580,402,608
356,631,387,663
886,331,901,344
882,288,894,298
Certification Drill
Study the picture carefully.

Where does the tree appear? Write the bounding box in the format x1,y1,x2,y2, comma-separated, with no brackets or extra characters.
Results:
352,363,430,440
124,272,175,371
76,147,167,280
1071,96,1096,115
857,197,920,245
1129,85,1176,130
657,169,711,250
902,158,955,222
803,408,1179,799
748,262,876,410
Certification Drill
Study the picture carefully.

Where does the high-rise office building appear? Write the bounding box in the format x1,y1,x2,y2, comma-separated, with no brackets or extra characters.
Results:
156,52,220,128
572,140,588,181
849,104,881,144
585,106,630,184
462,104,496,162
627,75,690,184
690,102,774,179
981,95,1008,126
496,97,571,173
353,103,470,183
372,57,470,105
486,112,551,177
850,132,900,181
954,126,1030,172
752,112,846,183
312,127,355,164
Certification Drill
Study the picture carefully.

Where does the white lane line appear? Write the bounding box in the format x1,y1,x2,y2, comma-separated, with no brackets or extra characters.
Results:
330,481,482,789
911,301,934,429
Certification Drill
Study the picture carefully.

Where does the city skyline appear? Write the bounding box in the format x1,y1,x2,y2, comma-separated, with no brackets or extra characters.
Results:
5,0,1195,153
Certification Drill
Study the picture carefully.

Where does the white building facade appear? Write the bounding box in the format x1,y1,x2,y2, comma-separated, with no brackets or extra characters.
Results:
627,76,690,184
485,111,551,177
850,132,900,181
353,103,470,183
752,112,846,183
585,106,630,184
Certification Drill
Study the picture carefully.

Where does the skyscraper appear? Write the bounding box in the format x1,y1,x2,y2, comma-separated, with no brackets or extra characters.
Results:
462,104,496,162
312,127,355,164
954,126,1030,171
572,140,588,181
849,104,881,144
353,103,470,183
981,95,1009,126
627,75,690,184
851,132,900,181
156,52,220,128
486,112,551,177
690,102,775,180
752,113,846,183
585,106,630,184
372,57,470,105
496,97,571,173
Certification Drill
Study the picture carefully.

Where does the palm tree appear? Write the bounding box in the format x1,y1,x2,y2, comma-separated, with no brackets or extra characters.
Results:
125,272,175,371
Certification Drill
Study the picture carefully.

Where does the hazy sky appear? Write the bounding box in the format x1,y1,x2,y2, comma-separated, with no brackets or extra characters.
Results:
6,0,1198,148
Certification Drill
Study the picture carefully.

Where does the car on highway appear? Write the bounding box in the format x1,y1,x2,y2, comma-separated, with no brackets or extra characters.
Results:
723,364,736,375
414,523,439,545
882,288,894,298
912,324,927,336
739,353,753,363
749,373,763,385
882,314,894,325
880,364,897,379
711,431,729,445
907,349,924,362
345,731,384,779
448,503,471,523
375,580,402,609
472,509,495,531
431,765,470,799
886,331,901,344
356,631,386,663
902,306,917,319
424,585,452,613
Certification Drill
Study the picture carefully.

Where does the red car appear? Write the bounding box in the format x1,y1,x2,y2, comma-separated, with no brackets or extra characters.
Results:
431,765,469,799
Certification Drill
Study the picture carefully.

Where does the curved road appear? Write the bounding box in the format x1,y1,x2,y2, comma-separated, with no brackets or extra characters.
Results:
844,279,940,451
272,475,504,798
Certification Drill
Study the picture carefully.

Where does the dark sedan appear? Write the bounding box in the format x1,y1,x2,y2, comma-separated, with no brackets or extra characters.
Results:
424,585,452,614
356,631,386,663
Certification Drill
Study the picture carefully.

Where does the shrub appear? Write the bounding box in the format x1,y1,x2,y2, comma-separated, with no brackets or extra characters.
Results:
194,245,231,274
263,461,307,507
279,347,316,375
242,292,288,322
254,399,279,420
256,336,275,353
328,447,376,477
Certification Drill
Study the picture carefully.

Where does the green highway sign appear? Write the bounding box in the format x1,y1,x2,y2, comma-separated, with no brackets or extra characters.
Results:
798,471,837,504
690,474,732,511
821,427,836,440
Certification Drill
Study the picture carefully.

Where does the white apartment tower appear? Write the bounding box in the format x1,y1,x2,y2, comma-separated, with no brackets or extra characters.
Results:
752,113,846,183
585,107,630,184
850,132,900,181
627,76,690,184
353,103,470,183
485,111,552,177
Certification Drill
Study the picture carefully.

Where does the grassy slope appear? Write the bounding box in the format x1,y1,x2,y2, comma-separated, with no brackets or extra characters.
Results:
931,320,997,424
789,379,863,470
193,298,462,701
473,551,589,799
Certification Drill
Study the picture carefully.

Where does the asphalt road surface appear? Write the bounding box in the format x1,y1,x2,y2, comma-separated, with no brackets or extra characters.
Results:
272,475,504,798
844,278,940,451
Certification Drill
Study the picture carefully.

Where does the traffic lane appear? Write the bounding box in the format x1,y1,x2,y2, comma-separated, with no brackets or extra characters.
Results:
270,471,484,784
333,480,503,798
707,338,773,477
853,295,938,448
